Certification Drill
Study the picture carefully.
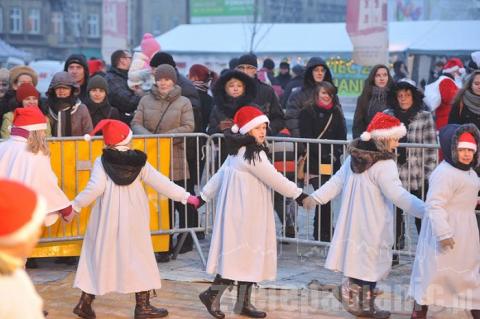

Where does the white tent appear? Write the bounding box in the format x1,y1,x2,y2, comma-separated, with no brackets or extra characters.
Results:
0,39,31,61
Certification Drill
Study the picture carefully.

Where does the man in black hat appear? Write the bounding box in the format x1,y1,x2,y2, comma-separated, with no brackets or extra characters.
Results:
236,53,285,135
276,61,292,90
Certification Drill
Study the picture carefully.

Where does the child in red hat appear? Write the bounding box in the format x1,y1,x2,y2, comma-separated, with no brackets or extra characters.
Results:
302,112,425,318
0,180,48,318
198,106,307,319
409,123,480,319
1,83,52,138
71,119,199,319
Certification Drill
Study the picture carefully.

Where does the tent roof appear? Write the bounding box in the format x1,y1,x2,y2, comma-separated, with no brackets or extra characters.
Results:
0,39,31,60
148,20,479,55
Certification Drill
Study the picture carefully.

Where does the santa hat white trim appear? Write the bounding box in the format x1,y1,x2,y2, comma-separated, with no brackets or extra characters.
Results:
16,123,47,131
443,65,466,75
238,115,270,135
116,129,133,146
360,123,407,141
0,195,47,246
458,141,477,151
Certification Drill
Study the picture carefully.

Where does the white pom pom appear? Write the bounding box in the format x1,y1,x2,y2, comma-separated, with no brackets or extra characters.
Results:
360,131,371,141
84,134,92,142
231,124,239,134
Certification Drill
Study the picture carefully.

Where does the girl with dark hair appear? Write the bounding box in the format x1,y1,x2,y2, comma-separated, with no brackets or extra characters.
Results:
353,64,395,138
299,81,347,242
449,70,480,129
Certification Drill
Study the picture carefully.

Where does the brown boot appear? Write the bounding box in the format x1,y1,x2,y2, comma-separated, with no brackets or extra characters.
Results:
233,282,266,318
199,275,233,319
471,309,480,319
73,291,96,319
410,301,428,319
134,291,168,318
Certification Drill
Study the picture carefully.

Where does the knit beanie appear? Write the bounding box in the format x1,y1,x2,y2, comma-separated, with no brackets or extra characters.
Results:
0,68,9,82
189,64,211,82
141,33,161,59
238,54,258,68
87,75,109,93
262,58,275,70
16,83,40,103
150,52,176,68
154,64,177,83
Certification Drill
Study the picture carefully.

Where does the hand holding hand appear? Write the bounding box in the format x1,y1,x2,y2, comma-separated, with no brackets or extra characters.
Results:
59,205,76,223
187,195,205,210
302,196,318,211
295,193,309,206
439,237,455,251
219,119,234,131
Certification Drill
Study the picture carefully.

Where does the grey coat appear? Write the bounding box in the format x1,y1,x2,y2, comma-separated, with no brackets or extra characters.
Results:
131,85,194,181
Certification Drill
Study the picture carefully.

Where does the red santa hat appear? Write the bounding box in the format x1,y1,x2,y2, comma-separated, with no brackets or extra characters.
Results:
360,112,407,141
13,107,47,131
458,132,477,152
84,119,132,146
0,180,47,246
443,58,465,75
231,106,270,135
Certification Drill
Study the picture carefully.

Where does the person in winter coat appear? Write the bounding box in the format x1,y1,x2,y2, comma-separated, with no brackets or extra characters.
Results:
285,57,338,137
131,64,197,257
64,54,90,104
302,112,425,319
281,64,305,108
449,70,480,129
85,75,120,127
0,68,10,111
299,81,347,241
1,83,52,138
105,50,142,124
392,61,409,83
71,119,200,319
0,66,38,119
0,180,49,319
127,33,160,92
275,61,292,90
384,79,437,256
0,107,73,227
46,71,93,137
236,53,285,135
408,123,480,319
353,64,395,138
198,106,307,319
433,58,466,130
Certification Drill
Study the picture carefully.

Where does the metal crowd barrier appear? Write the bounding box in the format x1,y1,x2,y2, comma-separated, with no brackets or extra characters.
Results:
31,133,479,264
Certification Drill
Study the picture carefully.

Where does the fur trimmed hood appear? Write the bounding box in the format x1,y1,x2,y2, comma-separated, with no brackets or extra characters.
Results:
213,70,257,117
439,123,480,170
348,139,396,173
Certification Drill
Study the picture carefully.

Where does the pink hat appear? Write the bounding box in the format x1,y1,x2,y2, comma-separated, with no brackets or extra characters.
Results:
13,107,47,131
0,180,47,246
84,119,132,146
231,106,270,135
141,33,161,59
360,112,407,141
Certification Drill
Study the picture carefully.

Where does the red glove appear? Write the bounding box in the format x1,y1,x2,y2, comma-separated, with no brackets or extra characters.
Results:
187,195,205,210
59,205,75,223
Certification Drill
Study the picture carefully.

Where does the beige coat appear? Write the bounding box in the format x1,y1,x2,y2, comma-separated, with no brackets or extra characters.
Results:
131,85,194,181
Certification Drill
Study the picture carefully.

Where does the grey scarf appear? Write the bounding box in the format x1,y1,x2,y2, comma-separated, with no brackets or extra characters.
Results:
463,89,480,115
367,86,388,122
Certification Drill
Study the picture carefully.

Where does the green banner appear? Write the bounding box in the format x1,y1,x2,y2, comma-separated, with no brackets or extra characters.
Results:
326,58,372,97
191,0,254,17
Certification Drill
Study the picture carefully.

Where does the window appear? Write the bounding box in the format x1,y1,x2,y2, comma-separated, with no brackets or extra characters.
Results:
0,7,3,33
51,12,64,36
27,8,40,34
87,14,99,38
9,7,22,34
72,12,82,37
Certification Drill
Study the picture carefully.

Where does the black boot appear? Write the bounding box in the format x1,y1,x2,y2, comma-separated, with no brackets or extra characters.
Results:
73,291,96,319
233,282,266,318
134,291,168,319
410,301,428,319
471,309,480,319
199,275,233,319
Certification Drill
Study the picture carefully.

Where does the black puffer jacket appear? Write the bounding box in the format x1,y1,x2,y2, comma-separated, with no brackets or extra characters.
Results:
252,78,285,135
208,70,257,135
285,57,337,137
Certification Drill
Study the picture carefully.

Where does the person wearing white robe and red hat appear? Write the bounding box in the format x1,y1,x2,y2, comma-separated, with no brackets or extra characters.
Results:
0,107,73,226
198,106,307,319
409,123,480,319
0,180,48,319
72,119,200,319
302,112,425,319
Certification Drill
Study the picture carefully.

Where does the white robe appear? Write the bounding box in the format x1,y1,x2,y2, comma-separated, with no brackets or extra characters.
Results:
72,157,189,295
201,147,302,282
0,269,44,319
310,157,425,282
0,136,70,225
409,161,480,309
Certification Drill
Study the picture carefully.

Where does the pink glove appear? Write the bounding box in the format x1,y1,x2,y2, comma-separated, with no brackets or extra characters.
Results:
59,205,75,223
187,195,201,209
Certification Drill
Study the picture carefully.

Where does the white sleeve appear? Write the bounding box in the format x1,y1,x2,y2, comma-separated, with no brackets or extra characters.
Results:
425,169,454,241
201,157,230,201
72,158,107,211
142,162,190,204
247,151,302,199
310,156,348,205
375,160,425,219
